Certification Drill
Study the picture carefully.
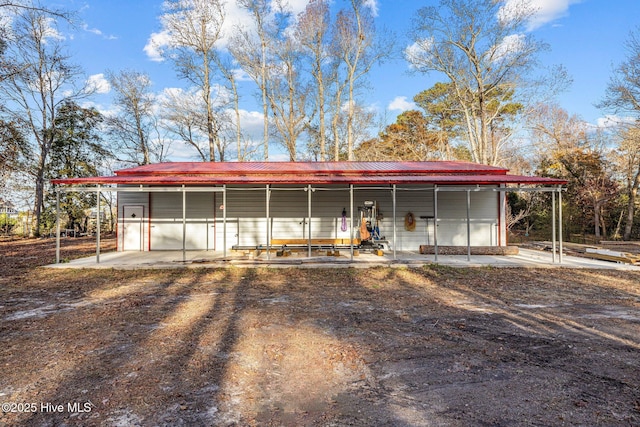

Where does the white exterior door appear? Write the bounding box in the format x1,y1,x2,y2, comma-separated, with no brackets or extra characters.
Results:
123,205,144,251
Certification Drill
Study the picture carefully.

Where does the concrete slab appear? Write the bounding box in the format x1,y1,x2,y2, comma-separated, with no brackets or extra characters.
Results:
45,247,640,270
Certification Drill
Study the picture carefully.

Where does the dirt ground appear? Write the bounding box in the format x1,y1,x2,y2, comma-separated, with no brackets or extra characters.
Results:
0,237,639,426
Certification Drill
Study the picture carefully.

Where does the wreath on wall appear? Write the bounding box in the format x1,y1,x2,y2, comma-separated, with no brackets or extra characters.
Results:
404,211,416,231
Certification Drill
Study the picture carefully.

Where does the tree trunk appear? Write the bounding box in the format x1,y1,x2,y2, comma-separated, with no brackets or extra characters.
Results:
232,78,242,161
318,74,326,161
594,201,601,241
203,64,217,162
261,41,269,161
623,190,636,241
34,174,44,237
332,113,339,161
623,174,639,240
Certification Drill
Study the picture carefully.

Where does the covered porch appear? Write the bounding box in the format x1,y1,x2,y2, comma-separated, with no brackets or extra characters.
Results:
44,247,640,270
51,161,567,266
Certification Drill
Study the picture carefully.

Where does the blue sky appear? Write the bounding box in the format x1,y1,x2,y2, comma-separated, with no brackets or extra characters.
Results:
43,0,640,159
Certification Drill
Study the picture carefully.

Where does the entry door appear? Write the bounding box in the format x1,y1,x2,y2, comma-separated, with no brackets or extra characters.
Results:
123,206,144,251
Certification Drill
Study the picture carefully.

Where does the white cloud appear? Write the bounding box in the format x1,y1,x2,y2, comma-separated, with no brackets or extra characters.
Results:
0,6,15,25
224,109,267,153
238,109,264,128
278,0,312,36
81,101,119,118
86,73,110,94
161,84,233,111
501,0,583,31
364,0,379,17
404,39,433,69
232,68,252,82
146,0,351,60
491,33,526,62
219,2,256,47
595,115,635,129
158,86,201,107
388,96,416,112
82,22,118,40
82,23,102,36
167,140,202,161
280,0,310,17
145,0,254,60
269,152,293,161
144,30,171,62
42,17,65,42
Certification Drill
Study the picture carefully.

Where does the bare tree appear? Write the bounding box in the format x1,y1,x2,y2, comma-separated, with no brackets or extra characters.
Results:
599,27,640,118
0,1,67,16
157,0,228,161
407,0,548,165
230,0,274,161
106,70,169,165
530,103,619,240
331,101,374,160
598,27,640,240
160,87,209,161
214,55,244,160
614,127,640,240
327,50,348,160
334,0,392,160
0,8,88,236
160,86,232,162
295,0,331,160
0,1,71,83
267,11,310,161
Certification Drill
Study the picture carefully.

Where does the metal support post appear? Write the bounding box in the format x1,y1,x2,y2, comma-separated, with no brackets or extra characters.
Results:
96,185,101,264
392,184,397,260
266,185,271,261
551,189,556,264
350,184,354,261
223,185,227,259
466,189,471,262
434,186,439,263
182,185,186,263
307,185,312,258
55,186,60,264
558,186,563,264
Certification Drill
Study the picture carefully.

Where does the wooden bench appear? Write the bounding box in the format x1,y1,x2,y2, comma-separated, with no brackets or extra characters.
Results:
230,239,361,252
270,238,362,256
270,238,361,247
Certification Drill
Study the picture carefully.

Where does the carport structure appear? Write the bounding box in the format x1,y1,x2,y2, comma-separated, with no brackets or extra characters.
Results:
51,161,566,265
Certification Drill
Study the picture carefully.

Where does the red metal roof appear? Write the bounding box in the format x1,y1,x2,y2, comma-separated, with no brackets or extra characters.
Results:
114,161,509,176
51,161,566,186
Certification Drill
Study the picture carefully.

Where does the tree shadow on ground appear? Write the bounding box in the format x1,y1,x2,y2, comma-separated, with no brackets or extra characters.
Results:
7,268,249,426
1,266,639,426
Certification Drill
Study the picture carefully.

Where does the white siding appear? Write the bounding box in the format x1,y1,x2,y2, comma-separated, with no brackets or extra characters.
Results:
226,185,438,251
225,187,267,247
117,191,149,251
393,187,434,251
150,192,216,250
119,184,502,252
435,189,499,246
270,187,308,240
186,192,216,250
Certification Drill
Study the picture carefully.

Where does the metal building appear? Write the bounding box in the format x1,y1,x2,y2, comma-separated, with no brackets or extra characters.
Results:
51,161,566,263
